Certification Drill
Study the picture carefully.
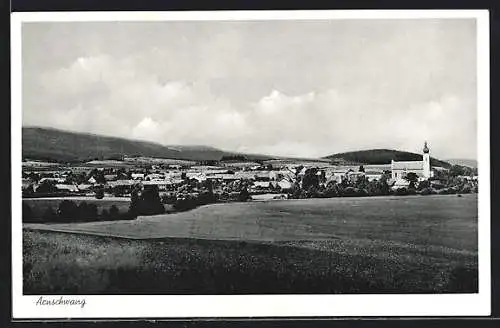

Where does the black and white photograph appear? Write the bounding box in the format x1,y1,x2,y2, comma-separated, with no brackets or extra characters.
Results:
11,10,490,318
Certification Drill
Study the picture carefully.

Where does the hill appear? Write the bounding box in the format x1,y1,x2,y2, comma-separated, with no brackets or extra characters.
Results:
446,159,477,168
22,127,273,163
323,149,451,168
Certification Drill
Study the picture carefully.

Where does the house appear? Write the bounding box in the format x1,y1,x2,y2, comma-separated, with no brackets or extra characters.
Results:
277,179,293,191
39,177,66,184
346,171,365,183
391,142,433,180
77,184,93,192
252,181,272,191
365,171,383,181
104,174,118,181
145,173,164,181
131,173,145,180
87,176,97,184
106,180,136,195
22,178,33,189
55,184,79,193
142,180,169,191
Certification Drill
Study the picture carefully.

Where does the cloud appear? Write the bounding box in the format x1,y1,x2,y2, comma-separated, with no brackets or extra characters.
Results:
22,20,477,160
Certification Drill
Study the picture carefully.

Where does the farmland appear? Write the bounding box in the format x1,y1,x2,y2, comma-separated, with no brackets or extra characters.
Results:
23,194,478,294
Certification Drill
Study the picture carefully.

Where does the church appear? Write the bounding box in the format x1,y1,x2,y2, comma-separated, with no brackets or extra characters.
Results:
391,142,433,181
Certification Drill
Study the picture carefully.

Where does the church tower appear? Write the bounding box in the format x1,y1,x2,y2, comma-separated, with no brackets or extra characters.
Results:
422,141,431,178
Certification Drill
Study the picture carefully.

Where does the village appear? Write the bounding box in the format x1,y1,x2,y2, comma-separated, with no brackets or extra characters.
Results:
22,142,478,208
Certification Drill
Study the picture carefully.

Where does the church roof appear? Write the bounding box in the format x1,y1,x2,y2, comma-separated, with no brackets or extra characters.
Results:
392,161,423,170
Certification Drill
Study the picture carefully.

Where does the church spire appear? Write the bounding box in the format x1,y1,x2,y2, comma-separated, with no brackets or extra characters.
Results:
423,141,429,154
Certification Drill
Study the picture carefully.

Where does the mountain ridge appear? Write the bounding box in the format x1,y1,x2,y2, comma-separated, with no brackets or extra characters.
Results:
22,126,273,163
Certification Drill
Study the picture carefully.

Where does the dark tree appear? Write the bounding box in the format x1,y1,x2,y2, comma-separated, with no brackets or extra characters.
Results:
138,185,165,215
42,206,57,222
109,205,120,220
238,188,251,202
129,187,141,216
95,186,105,199
358,165,365,172
302,168,319,191
36,180,58,194
405,172,419,189
22,203,34,222
57,200,79,220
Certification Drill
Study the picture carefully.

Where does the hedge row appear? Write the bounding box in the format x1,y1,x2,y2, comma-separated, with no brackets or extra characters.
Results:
22,200,136,223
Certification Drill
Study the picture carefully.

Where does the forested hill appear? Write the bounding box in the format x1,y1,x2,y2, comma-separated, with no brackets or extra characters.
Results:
323,149,452,168
22,127,273,163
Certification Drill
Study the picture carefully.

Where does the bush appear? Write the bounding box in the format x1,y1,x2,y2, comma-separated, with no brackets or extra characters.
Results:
407,188,417,195
342,187,357,197
395,188,408,196
76,202,98,222
100,209,110,221
419,187,435,196
109,205,120,220
57,200,79,221
42,206,57,222
23,203,35,223
139,185,165,215
95,187,104,199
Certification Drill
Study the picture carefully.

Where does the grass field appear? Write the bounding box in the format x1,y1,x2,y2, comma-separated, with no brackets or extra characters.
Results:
23,194,478,294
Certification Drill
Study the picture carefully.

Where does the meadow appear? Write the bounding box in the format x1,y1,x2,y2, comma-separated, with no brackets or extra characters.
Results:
23,194,478,294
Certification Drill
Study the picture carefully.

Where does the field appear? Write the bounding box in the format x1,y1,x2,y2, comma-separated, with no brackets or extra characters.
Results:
23,194,478,294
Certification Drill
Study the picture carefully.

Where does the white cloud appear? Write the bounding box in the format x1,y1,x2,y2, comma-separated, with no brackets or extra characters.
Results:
22,20,477,160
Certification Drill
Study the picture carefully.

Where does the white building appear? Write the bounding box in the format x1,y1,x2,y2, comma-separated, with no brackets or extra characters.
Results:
391,142,433,181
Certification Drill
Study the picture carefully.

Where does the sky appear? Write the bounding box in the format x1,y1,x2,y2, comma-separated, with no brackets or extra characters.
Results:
22,18,478,159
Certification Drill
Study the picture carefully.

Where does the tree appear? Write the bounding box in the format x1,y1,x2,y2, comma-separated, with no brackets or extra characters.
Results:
22,185,35,197
405,172,419,189
418,179,430,191
358,165,365,173
77,202,98,221
129,186,141,216
109,205,120,220
22,203,34,222
57,200,79,221
238,188,251,202
42,206,57,222
95,185,105,199
36,180,58,194
139,185,165,215
302,168,319,191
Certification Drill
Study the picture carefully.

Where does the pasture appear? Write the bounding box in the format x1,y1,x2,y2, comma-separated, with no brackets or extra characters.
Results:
23,194,478,294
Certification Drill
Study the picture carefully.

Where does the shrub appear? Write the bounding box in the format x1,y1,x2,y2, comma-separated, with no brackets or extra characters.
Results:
57,200,79,221
109,205,120,220
407,188,417,195
42,206,57,222
395,188,408,196
419,187,434,196
140,185,165,215
95,187,104,199
238,189,251,202
22,203,35,223
342,187,357,197
100,209,110,221
357,188,368,197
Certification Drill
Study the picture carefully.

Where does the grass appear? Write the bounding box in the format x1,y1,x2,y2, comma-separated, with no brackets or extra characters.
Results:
23,194,478,294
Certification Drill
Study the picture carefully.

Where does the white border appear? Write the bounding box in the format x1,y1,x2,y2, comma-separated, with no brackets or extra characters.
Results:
11,10,490,319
